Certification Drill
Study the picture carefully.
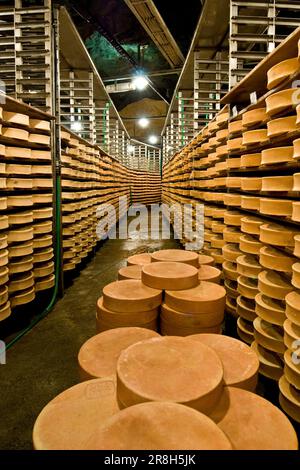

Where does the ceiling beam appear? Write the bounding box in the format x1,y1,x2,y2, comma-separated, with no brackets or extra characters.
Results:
123,0,185,68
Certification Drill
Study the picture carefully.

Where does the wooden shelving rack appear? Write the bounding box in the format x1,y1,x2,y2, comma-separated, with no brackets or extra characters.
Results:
162,26,300,425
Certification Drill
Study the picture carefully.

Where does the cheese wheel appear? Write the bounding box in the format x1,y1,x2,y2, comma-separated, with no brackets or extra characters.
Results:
103,280,162,312
237,295,256,322
279,376,300,424
229,120,244,136
240,153,261,168
224,279,239,298
243,129,269,146
286,291,300,327
161,302,223,329
117,336,224,414
96,296,158,331
242,108,268,128
292,202,300,222
165,281,225,315
260,246,295,273
258,270,293,300
260,223,296,247
251,341,283,380
267,115,297,138
241,177,262,191
262,175,293,192
224,227,241,243
198,265,221,283
190,334,259,391
150,249,199,267
255,293,286,326
267,57,299,90
199,255,214,266
239,234,263,255
142,262,199,290
78,327,159,381
237,255,261,279
237,276,259,299
127,253,152,266
292,263,300,289
210,386,298,449
283,319,300,351
266,88,299,117
241,196,260,211
284,349,300,390
33,377,120,450
253,317,285,354
259,198,292,217
261,146,293,165
118,265,142,280
85,401,232,450
222,261,239,281
0,301,11,321
222,244,242,262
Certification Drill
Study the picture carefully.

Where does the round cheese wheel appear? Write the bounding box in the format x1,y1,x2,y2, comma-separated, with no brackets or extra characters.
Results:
241,196,260,211
260,246,295,273
84,401,232,450
243,129,269,146
117,336,224,414
160,319,222,337
237,317,254,345
198,265,221,283
292,262,300,289
103,280,162,313
253,317,285,354
224,279,239,298
240,153,261,168
239,234,263,255
262,175,293,192
286,291,300,327
261,146,293,165
141,262,199,290
260,223,296,247
222,261,238,281
190,334,259,391
165,281,226,315
242,108,269,128
241,177,262,191
267,57,299,90
266,88,299,117
78,327,160,381
222,244,242,262
283,319,300,351
237,295,256,322
150,249,199,267
210,386,298,449
294,138,300,159
161,302,223,329
284,349,300,390
118,265,142,280
251,341,283,380
127,253,152,266
258,270,293,300
33,377,120,450
223,227,241,243
267,115,297,138
0,301,11,321
279,375,300,424
238,276,259,299
241,216,263,235
237,255,262,279
259,198,293,217
255,293,286,326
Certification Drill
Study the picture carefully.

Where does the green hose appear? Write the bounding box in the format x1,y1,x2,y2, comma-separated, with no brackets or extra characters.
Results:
6,173,62,350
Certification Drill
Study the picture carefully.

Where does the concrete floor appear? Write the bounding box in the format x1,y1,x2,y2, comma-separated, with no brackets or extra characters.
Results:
0,230,180,450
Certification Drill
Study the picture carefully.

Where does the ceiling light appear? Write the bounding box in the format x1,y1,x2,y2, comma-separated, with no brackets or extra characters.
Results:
149,135,158,145
70,121,83,132
132,75,148,91
138,117,150,128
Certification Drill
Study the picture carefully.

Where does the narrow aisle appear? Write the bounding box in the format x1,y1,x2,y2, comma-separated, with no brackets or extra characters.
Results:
0,229,180,449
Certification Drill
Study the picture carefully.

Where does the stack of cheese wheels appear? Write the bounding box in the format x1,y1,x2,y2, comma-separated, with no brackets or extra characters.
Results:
222,210,243,319
161,281,225,336
210,387,298,449
116,336,224,414
236,216,264,344
78,327,160,381
236,223,263,347
280,283,300,423
209,206,226,267
202,206,215,259
251,222,295,381
33,377,120,450
190,334,259,391
96,280,162,332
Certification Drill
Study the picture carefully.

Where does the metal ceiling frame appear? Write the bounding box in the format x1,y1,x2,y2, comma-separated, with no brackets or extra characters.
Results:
123,0,185,68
